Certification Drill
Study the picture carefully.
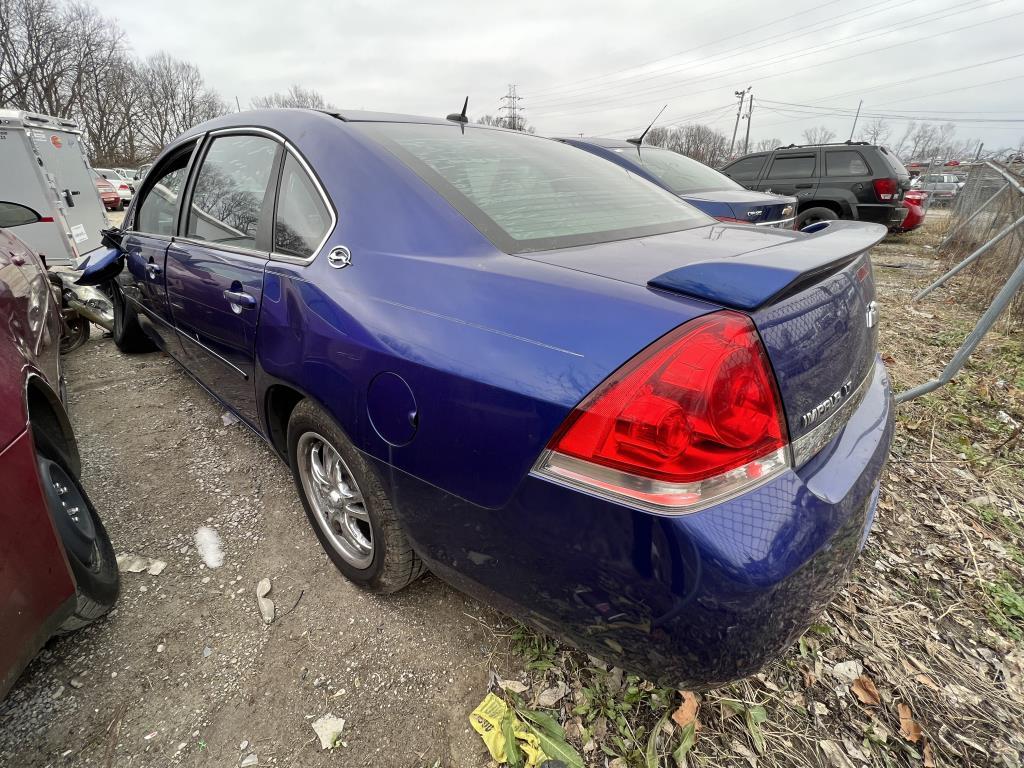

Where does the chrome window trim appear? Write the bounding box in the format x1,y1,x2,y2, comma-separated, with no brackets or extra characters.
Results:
269,144,337,266
791,360,877,468
171,235,269,261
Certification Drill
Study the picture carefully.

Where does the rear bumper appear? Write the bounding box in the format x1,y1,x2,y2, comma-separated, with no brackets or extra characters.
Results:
382,359,895,688
857,203,907,226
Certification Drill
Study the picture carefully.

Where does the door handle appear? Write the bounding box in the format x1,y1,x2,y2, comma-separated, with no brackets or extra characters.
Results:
223,290,257,309
145,262,162,278
63,188,75,207
795,183,813,189
10,253,26,266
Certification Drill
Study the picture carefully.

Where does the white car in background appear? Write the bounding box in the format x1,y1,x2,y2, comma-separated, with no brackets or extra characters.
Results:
93,167,134,209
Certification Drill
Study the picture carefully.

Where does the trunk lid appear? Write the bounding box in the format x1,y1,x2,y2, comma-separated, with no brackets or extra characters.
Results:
683,189,795,225
520,220,886,443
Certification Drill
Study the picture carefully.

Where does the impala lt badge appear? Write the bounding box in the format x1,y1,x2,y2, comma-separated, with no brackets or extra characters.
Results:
801,380,854,429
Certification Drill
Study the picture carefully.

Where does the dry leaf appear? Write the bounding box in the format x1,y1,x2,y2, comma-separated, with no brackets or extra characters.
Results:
915,674,940,691
672,691,699,728
851,675,881,706
923,740,936,768
897,702,924,743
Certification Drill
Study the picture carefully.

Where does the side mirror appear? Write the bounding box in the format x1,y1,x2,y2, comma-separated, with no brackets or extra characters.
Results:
0,201,43,228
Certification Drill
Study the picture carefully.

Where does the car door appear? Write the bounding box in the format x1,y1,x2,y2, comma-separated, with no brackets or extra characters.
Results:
719,153,768,191
759,151,819,203
120,140,198,355
166,131,281,426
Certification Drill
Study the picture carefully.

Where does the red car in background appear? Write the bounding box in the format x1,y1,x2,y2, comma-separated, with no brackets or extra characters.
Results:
92,171,120,212
0,201,119,700
893,188,928,233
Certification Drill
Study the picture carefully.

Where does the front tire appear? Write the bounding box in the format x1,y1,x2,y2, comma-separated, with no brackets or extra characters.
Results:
36,444,119,632
286,399,425,593
111,284,155,353
797,206,839,229
60,316,90,354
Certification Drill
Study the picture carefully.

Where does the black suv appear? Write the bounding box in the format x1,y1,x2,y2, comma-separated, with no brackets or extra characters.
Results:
720,142,911,229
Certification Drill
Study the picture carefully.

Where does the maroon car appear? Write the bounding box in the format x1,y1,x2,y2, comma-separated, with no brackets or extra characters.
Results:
0,201,119,699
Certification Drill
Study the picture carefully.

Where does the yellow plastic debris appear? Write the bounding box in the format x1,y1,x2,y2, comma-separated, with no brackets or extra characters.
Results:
469,692,550,767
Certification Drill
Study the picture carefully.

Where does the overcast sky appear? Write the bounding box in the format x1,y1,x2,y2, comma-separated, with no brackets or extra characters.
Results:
114,0,1024,152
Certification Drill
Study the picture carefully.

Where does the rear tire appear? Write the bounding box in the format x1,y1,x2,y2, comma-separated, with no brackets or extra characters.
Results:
35,438,119,632
286,399,425,594
797,206,839,229
111,284,156,353
60,316,90,354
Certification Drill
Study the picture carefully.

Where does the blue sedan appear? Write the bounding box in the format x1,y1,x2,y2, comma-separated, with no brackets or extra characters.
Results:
90,109,893,688
559,137,798,229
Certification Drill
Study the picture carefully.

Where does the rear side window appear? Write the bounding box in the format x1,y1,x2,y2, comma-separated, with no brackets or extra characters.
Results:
825,151,869,176
186,134,278,250
767,154,816,179
723,155,766,181
274,154,331,258
358,123,708,253
135,149,193,237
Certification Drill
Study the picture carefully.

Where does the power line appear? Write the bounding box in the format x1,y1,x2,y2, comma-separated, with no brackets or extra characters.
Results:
532,0,1005,118
530,0,902,107
527,0,847,98
533,8,1021,121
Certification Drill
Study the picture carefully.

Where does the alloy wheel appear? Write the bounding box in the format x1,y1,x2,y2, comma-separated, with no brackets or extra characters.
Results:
296,432,374,569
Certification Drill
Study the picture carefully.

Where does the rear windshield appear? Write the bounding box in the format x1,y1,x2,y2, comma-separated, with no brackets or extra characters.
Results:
878,147,910,178
357,123,710,253
615,147,741,194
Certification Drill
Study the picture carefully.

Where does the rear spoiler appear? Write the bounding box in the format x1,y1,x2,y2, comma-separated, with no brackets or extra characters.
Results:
648,221,887,310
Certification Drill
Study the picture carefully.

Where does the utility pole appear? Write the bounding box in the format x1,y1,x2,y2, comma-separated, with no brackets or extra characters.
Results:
235,96,242,113
729,87,749,156
974,141,984,160
743,93,754,154
848,99,863,141
499,84,524,131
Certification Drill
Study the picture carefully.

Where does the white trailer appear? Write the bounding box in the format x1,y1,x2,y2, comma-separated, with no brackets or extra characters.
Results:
0,109,109,266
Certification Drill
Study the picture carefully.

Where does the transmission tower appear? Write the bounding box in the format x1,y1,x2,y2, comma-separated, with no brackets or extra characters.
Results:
499,84,525,131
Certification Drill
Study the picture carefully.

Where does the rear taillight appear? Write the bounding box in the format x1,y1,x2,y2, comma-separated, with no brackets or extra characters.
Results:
118,183,130,192
533,311,790,513
872,178,898,201
713,216,748,225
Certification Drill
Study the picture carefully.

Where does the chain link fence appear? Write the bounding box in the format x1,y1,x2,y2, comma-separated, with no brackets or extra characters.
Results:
930,162,1024,323
896,162,1024,403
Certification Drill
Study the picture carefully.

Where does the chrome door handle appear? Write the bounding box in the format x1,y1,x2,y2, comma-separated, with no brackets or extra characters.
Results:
145,262,162,278
223,290,256,309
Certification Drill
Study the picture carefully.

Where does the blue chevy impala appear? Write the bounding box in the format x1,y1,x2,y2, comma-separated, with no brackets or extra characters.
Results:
91,109,893,688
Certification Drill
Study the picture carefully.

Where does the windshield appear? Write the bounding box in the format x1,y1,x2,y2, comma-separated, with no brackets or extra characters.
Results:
615,147,742,194
358,123,710,253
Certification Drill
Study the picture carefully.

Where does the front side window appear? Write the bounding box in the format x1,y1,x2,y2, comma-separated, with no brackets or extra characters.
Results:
274,154,331,258
186,134,278,250
135,147,194,237
722,155,766,181
767,155,816,179
619,148,741,194
825,151,869,176
358,123,709,253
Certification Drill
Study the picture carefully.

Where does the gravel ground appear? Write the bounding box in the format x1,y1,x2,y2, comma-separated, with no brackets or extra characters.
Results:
0,337,507,767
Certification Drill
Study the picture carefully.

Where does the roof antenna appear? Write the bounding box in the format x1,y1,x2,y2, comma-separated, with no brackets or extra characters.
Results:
447,96,469,133
627,105,667,147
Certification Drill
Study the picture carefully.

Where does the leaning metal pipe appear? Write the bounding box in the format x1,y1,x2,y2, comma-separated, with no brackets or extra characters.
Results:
66,299,114,331
896,242,1024,404
913,213,1024,302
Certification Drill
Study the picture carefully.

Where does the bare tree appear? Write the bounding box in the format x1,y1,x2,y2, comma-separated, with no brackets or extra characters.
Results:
801,125,836,145
858,117,891,146
755,138,783,152
135,52,227,157
644,123,730,167
475,114,503,127
251,84,334,110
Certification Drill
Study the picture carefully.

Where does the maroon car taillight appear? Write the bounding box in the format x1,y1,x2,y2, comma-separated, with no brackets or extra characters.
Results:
714,216,748,225
872,178,899,201
533,311,790,513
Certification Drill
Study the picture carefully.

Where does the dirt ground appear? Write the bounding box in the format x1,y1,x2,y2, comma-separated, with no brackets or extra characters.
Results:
2,212,1023,768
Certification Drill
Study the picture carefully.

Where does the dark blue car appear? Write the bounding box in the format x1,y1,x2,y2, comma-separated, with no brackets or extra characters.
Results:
559,137,797,229
92,109,893,688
